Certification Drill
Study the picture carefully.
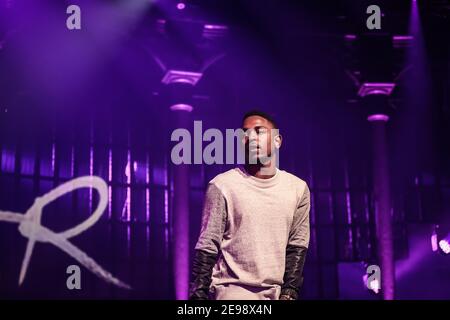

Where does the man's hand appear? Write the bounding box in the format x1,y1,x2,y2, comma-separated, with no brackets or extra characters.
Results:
189,250,218,300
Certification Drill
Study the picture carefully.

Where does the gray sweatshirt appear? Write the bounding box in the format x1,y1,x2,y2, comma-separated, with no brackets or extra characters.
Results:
195,166,310,300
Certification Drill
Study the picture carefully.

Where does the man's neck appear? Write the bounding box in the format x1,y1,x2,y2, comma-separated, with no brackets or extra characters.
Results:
244,163,277,179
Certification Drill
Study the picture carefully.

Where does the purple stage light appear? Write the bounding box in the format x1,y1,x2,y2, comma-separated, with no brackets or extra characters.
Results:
203,24,228,39
431,231,439,252
108,149,113,220
122,158,137,222
393,35,414,48
177,2,185,10
439,238,450,254
0,149,15,173
170,104,193,112
204,24,228,31
367,114,390,122
146,153,150,223
393,35,414,41
125,161,138,177
363,274,380,294
370,279,380,294
51,142,56,175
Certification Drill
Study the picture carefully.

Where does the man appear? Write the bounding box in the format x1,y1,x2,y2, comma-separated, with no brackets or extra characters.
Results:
189,110,310,300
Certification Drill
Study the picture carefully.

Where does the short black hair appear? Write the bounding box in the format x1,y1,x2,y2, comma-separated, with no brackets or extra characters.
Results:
242,110,278,129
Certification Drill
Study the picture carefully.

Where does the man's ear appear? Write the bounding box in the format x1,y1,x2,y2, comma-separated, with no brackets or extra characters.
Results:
274,134,282,149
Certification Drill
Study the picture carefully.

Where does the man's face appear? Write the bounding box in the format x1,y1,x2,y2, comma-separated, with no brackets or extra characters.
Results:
242,115,280,165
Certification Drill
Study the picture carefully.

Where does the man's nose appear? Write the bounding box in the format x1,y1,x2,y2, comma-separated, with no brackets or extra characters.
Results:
247,129,258,141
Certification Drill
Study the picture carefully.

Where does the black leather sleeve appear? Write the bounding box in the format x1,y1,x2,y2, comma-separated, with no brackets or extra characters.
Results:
189,249,218,300
281,245,308,300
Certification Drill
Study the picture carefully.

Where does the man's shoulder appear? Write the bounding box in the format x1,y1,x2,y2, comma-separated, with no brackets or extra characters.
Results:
208,168,241,186
279,169,308,188
279,170,310,201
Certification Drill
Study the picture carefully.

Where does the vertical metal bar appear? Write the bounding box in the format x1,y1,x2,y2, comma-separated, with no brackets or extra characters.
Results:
108,147,113,220
146,151,151,223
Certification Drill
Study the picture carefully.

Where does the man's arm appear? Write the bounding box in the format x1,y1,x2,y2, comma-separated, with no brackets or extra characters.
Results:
189,183,227,300
280,183,311,300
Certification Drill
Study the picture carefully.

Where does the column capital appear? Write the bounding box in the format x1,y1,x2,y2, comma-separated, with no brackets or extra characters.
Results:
358,82,396,97
161,70,203,86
